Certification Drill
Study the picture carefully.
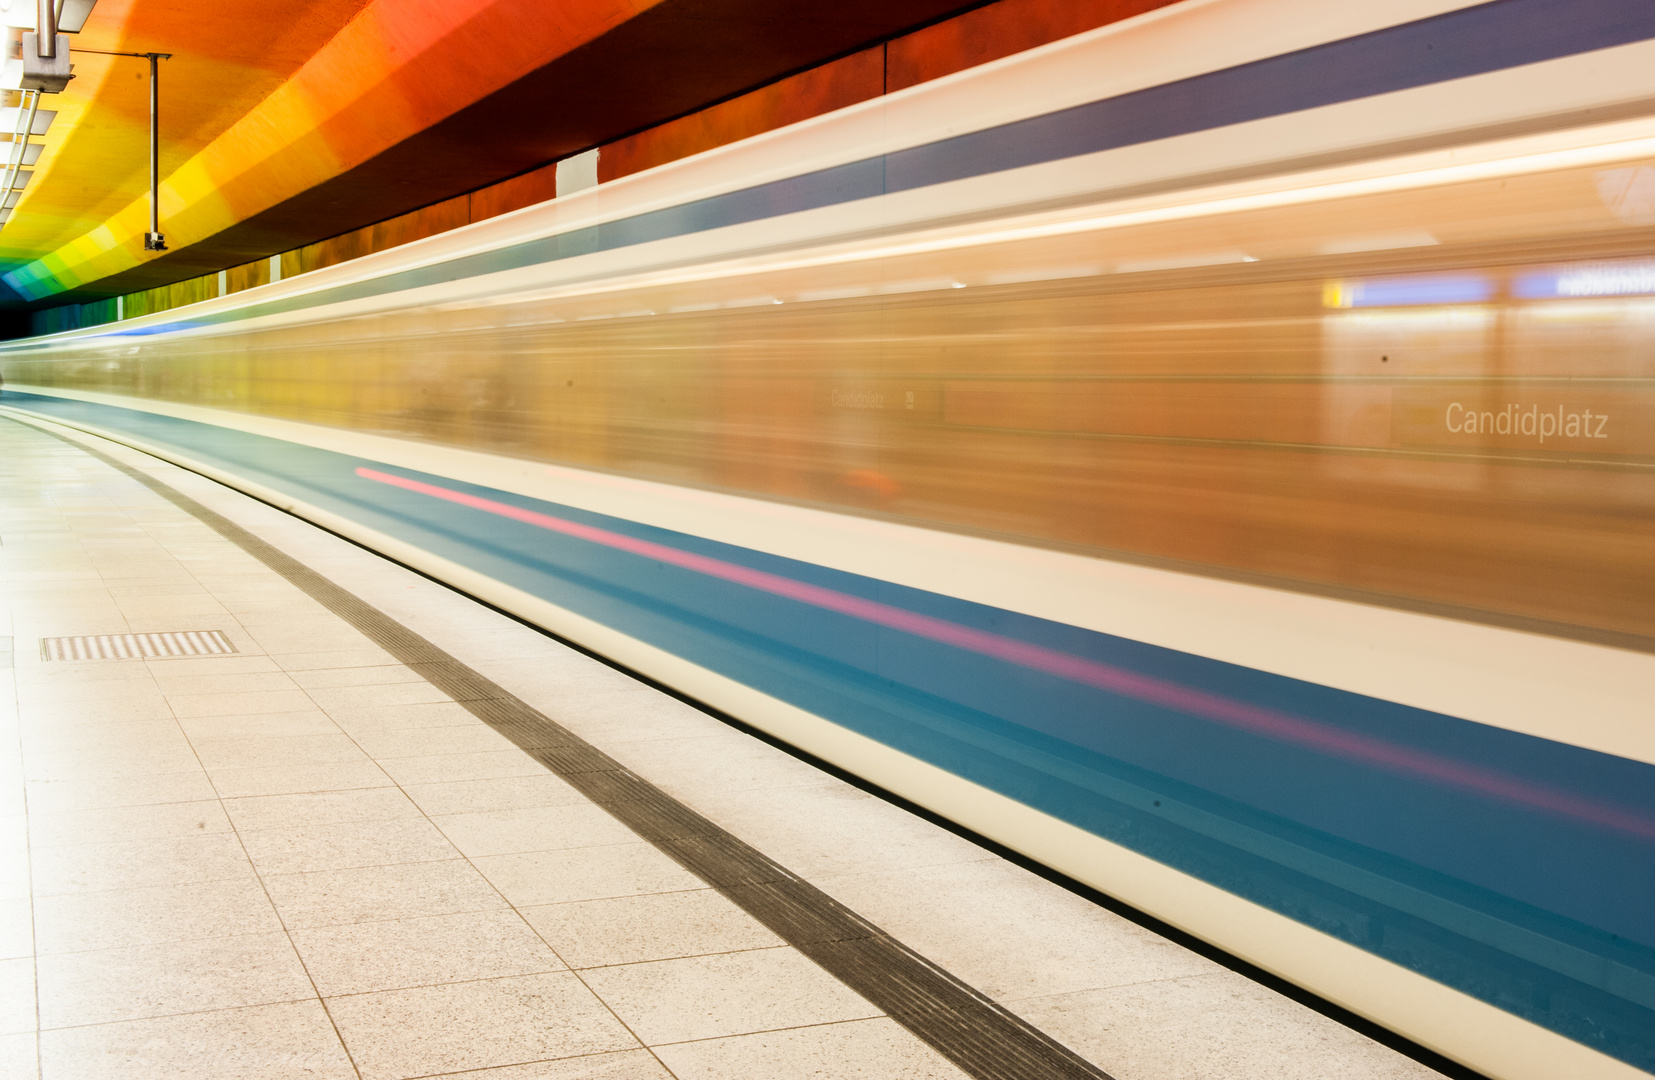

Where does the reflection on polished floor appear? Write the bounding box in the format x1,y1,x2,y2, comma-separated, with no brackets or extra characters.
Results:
0,414,1444,1079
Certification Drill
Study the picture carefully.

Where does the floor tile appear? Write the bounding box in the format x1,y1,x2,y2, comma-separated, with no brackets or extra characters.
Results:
263,859,509,928
239,816,459,875
19,719,189,757
653,1017,973,1080
377,749,546,786
33,878,283,954
580,947,879,1045
36,932,314,1028
328,700,482,733
0,1031,36,1078
189,727,369,770
289,665,428,690
400,774,585,816
152,672,300,697
16,696,176,725
428,1050,672,1079
471,843,702,907
271,648,400,671
177,711,343,740
22,771,218,814
0,956,36,1034
167,689,319,719
38,999,357,1080
0,898,32,959
31,832,256,895
27,799,231,847
432,803,638,858
143,655,282,677
326,971,637,1080
206,760,393,799
291,909,565,996
520,889,782,969
23,743,198,782
223,786,422,832
350,725,519,761
305,682,455,711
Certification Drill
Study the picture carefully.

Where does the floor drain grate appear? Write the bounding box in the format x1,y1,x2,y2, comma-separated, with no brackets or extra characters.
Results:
40,630,238,661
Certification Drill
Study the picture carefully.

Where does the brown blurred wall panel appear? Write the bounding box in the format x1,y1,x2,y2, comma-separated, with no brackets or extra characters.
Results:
599,46,887,182
886,0,1179,91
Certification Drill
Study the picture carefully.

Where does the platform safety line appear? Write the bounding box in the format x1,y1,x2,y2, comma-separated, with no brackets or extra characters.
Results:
356,465,1655,845
5,416,1115,1080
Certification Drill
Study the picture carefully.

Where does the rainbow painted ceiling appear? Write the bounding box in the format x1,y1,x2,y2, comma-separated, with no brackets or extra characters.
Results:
0,0,985,307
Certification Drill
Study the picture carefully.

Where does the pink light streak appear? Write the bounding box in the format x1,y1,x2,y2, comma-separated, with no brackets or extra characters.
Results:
357,466,1655,842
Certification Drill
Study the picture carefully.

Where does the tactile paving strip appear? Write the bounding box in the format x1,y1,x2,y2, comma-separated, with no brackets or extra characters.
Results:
40,629,237,661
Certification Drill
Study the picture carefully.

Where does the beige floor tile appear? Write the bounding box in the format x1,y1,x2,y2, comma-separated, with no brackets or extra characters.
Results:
31,832,256,895
292,909,565,996
288,665,429,690
23,743,199,784
177,711,342,740
350,725,520,761
16,679,168,706
581,947,879,1045
377,749,546,786
306,682,456,711
1012,973,1444,1080
271,648,400,671
328,700,481,733
152,671,300,697
33,877,284,955
16,697,175,729
38,999,357,1080
0,1031,36,1078
521,888,782,969
223,787,422,832
142,655,282,676
433,803,638,858
472,843,702,907
431,1050,673,1079
167,689,318,719
36,932,314,1028
263,859,509,928
653,1017,973,1080
22,771,218,814
400,774,586,816
191,732,368,772
10,658,149,686
27,799,231,847
19,719,188,757
240,816,459,875
326,971,637,1080
206,759,394,799
0,898,32,959
0,956,36,1034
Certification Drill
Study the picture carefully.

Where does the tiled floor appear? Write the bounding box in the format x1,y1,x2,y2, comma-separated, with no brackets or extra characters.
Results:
0,414,1447,1080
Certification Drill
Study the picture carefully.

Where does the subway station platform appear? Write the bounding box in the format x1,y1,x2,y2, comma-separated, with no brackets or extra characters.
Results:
0,413,1448,1080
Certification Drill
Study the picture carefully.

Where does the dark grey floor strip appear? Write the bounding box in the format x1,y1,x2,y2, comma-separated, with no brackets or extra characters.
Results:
14,415,1115,1080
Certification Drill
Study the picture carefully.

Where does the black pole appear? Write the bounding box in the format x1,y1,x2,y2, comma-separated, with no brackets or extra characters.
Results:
144,53,164,250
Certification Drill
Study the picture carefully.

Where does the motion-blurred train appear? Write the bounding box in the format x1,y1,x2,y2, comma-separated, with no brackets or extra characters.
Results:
4,1,1654,1076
